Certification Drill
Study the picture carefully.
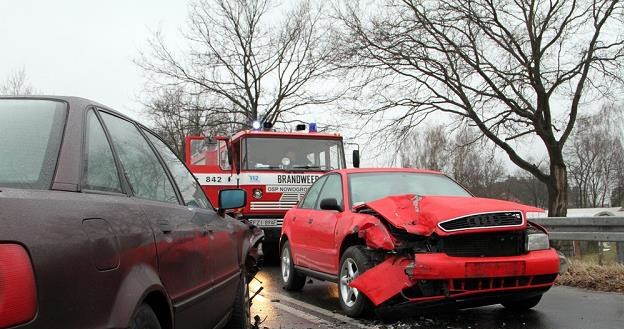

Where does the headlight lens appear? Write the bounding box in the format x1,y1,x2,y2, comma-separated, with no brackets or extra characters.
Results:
526,233,549,251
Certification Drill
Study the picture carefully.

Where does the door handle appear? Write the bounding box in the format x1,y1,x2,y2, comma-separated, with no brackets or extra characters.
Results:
158,219,173,234
308,217,313,224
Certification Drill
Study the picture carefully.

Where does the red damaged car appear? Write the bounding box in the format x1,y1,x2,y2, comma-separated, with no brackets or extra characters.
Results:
279,168,566,317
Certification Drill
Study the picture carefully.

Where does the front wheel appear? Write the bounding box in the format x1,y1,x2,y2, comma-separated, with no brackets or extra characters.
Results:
281,241,306,291
501,295,542,311
339,246,373,318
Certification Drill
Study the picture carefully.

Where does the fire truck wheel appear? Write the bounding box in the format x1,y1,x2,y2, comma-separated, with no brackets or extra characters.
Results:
501,294,543,311
281,241,306,291
339,246,373,318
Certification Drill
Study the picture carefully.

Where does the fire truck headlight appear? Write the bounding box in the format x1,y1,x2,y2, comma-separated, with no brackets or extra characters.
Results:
252,188,263,199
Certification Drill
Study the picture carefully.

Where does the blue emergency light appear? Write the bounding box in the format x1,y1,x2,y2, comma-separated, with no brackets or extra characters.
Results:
309,122,317,132
252,120,261,131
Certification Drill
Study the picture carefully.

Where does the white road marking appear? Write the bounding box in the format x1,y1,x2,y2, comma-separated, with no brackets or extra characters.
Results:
254,293,332,326
255,290,370,329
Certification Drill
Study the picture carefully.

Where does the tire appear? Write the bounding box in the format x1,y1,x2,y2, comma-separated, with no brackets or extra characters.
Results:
281,241,306,291
501,295,543,311
338,246,374,318
224,273,251,329
129,304,162,329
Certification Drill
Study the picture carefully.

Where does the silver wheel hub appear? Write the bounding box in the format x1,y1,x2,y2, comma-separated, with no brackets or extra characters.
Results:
281,247,291,283
340,258,360,307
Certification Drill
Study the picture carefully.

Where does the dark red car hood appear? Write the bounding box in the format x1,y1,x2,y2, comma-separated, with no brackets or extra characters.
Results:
357,194,542,236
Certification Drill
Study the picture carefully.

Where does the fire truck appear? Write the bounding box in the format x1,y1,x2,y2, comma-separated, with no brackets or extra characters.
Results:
185,123,356,246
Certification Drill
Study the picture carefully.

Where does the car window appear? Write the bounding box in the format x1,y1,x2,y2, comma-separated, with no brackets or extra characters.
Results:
83,111,122,192
300,175,327,209
99,112,178,204
0,99,66,189
145,130,212,209
315,174,343,210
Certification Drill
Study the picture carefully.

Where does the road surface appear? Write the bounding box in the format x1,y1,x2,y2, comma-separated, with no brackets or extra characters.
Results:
250,263,624,329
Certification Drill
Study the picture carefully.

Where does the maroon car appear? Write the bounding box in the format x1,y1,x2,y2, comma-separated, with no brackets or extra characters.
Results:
0,96,263,329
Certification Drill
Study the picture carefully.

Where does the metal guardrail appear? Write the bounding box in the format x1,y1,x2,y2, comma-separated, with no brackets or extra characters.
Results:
531,217,624,242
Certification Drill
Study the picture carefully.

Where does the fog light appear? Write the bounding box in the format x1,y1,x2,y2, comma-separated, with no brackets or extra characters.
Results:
526,233,549,251
252,188,263,199
558,251,569,275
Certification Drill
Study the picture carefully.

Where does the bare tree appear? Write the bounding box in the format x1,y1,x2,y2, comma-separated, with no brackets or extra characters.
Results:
450,127,506,197
400,124,506,197
0,67,36,95
566,104,624,207
144,88,242,159
336,0,624,216
399,124,449,170
137,0,342,131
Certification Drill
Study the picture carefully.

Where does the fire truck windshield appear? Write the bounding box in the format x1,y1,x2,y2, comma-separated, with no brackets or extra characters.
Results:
241,137,345,171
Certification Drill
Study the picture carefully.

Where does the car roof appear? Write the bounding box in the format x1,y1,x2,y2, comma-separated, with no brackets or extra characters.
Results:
0,95,133,122
331,167,445,175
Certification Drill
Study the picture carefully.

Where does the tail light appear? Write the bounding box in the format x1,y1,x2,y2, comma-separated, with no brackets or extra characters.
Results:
0,244,37,328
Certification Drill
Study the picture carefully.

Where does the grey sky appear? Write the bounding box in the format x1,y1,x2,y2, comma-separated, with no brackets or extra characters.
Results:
0,0,189,119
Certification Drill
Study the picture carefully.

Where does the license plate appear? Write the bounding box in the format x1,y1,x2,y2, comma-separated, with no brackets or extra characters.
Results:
250,219,279,227
465,261,526,278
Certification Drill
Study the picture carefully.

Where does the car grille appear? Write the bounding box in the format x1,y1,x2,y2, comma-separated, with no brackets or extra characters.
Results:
441,231,526,257
250,193,303,211
439,212,523,231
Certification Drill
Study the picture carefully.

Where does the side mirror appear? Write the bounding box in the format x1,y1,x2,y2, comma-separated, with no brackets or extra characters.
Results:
352,150,360,168
218,189,246,210
320,198,343,212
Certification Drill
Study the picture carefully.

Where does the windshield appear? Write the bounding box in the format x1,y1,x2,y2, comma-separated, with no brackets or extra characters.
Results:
241,137,345,171
0,99,67,189
349,172,471,207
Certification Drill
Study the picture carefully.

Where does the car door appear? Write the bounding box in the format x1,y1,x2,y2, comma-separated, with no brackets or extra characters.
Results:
98,111,217,329
289,175,328,268
301,173,344,274
144,130,241,325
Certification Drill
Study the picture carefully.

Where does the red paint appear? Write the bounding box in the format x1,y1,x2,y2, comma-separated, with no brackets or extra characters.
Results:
350,249,559,305
185,131,345,223
362,194,542,236
281,168,559,310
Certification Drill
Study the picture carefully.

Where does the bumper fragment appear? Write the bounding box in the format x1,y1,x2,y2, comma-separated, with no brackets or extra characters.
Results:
349,249,560,306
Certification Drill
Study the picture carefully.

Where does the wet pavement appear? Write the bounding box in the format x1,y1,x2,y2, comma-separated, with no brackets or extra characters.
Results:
250,261,624,329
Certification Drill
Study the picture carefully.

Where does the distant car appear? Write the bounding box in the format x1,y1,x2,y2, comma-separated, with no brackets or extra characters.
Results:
0,96,263,329
280,168,564,318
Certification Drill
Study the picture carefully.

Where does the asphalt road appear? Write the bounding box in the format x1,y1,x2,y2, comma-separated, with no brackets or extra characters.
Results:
250,261,624,329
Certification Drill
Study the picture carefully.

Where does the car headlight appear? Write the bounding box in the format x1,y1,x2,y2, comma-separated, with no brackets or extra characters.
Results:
526,233,549,251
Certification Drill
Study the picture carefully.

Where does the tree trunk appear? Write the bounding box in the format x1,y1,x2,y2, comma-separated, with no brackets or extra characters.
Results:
548,161,568,217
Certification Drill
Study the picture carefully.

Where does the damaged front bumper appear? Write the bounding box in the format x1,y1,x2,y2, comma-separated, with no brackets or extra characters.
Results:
349,248,560,307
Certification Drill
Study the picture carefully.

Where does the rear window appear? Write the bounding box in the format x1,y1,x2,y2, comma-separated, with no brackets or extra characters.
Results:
0,99,67,189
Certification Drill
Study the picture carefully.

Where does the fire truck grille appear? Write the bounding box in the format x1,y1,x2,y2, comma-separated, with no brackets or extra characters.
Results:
441,231,526,257
250,193,303,211
439,212,523,231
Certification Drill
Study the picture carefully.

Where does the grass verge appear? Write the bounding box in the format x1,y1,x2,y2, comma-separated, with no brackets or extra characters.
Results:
556,260,624,293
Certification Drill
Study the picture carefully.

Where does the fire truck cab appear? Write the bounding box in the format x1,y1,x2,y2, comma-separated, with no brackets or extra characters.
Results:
185,125,350,245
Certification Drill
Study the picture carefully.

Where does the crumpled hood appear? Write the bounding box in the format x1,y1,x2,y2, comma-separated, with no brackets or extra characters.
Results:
357,194,542,236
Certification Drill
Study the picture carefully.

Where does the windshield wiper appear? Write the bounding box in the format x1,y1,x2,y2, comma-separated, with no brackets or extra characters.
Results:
254,165,282,169
292,165,322,170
